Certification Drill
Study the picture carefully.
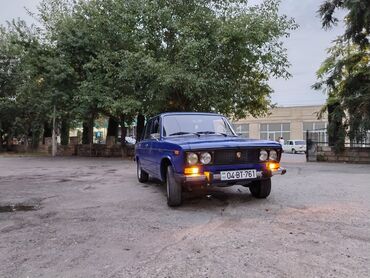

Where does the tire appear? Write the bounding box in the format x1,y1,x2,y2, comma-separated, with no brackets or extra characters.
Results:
137,160,149,183
166,166,182,207
292,148,297,154
249,178,271,199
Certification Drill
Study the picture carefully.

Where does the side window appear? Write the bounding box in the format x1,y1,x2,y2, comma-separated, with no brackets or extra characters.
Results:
290,141,294,145
143,120,152,140
151,117,159,135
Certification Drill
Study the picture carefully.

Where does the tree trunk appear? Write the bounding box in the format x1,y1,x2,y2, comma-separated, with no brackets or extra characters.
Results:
0,127,3,151
120,115,127,148
61,119,70,146
136,114,145,142
0,121,3,151
88,116,94,145
24,134,29,152
82,121,90,144
43,121,52,144
107,117,119,137
328,101,345,152
106,117,119,146
31,127,42,150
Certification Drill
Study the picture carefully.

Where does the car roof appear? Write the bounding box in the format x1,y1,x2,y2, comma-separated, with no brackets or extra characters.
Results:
160,112,222,117
146,112,224,122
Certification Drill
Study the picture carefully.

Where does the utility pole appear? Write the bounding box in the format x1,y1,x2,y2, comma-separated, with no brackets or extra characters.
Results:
52,104,57,157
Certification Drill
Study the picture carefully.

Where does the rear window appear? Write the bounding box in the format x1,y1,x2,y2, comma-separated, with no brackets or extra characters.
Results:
295,141,305,145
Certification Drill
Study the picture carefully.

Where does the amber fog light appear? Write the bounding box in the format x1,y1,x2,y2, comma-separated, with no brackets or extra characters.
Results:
268,162,280,171
187,152,198,165
200,152,212,164
184,166,200,175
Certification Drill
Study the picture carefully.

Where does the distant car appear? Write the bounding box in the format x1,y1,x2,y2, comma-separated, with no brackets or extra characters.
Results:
125,136,136,145
283,140,306,154
135,112,286,207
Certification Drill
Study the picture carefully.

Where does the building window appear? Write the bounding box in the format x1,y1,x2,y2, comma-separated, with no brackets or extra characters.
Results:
303,122,328,142
233,123,249,138
260,123,290,141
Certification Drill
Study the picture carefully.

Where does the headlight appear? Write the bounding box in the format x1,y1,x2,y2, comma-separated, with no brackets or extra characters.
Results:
259,149,268,161
187,152,198,165
200,152,212,164
269,150,278,161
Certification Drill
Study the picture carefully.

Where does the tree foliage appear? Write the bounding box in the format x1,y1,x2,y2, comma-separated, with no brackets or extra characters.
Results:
0,0,296,148
318,0,370,47
315,1,370,148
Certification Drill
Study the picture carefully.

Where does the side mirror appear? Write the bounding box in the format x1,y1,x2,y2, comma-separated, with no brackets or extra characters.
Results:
150,133,160,140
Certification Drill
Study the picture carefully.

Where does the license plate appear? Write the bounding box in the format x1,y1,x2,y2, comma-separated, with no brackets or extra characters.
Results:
220,169,257,181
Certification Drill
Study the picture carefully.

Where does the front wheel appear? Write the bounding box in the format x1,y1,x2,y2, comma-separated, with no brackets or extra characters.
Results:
292,148,297,154
166,166,182,207
137,160,149,183
249,178,271,199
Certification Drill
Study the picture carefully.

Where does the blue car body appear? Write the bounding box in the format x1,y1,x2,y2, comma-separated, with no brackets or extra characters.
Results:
135,112,285,193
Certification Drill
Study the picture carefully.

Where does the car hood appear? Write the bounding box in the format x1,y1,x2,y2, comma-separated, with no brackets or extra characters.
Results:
164,136,281,150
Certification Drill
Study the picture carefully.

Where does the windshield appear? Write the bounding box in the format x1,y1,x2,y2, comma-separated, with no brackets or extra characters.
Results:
162,114,236,137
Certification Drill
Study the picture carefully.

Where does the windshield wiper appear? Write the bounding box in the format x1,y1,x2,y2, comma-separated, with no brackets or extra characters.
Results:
168,132,200,137
196,131,228,137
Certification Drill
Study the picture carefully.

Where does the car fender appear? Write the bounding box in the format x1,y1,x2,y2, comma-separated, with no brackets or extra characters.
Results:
160,155,175,182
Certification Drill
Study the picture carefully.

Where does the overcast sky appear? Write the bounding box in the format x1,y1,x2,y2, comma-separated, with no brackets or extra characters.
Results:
0,0,345,107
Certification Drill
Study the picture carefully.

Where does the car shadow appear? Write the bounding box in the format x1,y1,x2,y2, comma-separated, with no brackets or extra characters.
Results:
145,178,260,209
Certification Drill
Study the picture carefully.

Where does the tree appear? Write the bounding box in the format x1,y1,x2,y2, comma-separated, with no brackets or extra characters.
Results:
2,0,297,151
315,1,370,149
72,0,297,119
0,21,51,150
319,0,370,47
135,0,297,119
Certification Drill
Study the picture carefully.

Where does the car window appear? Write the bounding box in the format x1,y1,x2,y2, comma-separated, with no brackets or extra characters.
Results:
162,114,235,136
290,141,293,145
296,140,305,145
151,117,159,135
143,120,152,140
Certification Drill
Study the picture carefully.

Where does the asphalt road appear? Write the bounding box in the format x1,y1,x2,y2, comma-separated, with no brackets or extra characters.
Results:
0,155,369,278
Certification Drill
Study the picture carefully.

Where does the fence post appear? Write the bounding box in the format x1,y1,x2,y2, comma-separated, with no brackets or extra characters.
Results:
306,130,309,162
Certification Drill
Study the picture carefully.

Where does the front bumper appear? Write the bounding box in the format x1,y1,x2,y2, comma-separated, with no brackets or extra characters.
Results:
271,167,287,176
174,167,286,187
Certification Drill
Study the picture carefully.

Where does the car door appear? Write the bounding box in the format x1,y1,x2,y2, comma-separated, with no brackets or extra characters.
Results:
146,116,161,177
137,119,153,171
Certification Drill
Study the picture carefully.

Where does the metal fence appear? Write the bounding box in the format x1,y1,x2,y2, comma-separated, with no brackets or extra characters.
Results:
306,129,370,161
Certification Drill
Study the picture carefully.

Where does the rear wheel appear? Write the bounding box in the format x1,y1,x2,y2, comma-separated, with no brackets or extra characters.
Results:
249,178,271,199
166,166,182,207
137,160,149,183
292,148,297,154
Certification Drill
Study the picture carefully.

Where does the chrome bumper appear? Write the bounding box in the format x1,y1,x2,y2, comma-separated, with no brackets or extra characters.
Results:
271,167,287,176
180,168,286,183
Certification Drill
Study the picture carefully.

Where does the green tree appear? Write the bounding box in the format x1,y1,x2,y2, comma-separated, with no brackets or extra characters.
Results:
319,0,370,47
315,1,370,149
0,21,50,150
2,0,297,150
135,0,297,119
314,40,370,147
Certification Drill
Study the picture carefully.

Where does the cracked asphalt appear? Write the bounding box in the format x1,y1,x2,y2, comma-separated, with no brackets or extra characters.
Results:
0,154,369,278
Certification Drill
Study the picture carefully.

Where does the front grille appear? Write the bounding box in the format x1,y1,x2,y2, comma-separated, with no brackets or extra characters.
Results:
213,149,259,165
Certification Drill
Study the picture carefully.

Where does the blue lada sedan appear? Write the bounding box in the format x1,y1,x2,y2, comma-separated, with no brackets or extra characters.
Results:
135,112,286,206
